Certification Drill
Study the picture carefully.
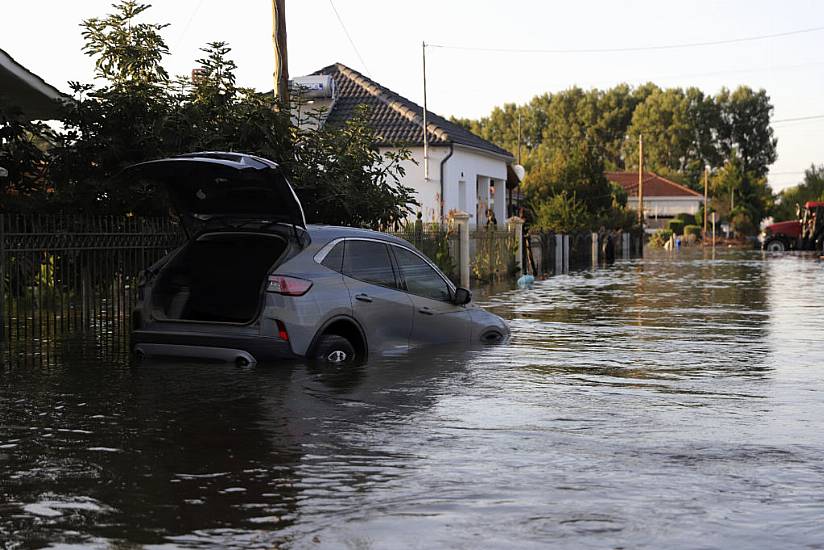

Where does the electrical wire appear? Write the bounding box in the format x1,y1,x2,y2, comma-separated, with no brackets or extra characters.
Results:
427,25,824,55
328,0,370,73
772,114,824,124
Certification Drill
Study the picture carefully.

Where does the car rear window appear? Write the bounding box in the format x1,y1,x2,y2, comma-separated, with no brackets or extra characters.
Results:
343,240,397,288
321,242,344,272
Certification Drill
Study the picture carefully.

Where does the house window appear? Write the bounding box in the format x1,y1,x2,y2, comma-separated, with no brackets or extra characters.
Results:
458,180,466,212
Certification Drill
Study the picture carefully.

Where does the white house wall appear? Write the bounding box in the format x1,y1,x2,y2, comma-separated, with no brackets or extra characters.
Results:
379,144,511,226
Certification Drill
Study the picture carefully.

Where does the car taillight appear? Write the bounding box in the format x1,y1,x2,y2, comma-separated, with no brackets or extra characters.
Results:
267,275,312,296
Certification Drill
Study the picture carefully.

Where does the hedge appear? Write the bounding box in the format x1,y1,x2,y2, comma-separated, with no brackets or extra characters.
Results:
683,225,701,239
667,219,685,235
675,212,697,226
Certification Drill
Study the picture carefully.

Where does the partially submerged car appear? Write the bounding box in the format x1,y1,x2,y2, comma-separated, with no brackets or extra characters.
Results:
128,152,509,365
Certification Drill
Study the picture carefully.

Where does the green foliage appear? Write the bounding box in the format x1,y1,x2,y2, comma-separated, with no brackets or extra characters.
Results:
667,219,685,235
773,164,824,221
532,191,592,234
709,153,773,235
0,106,56,202
81,0,170,85
683,225,701,239
675,212,696,225
522,140,612,214
3,2,417,227
648,228,673,248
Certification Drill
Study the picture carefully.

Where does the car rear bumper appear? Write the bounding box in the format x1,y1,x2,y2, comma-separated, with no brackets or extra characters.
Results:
131,329,296,364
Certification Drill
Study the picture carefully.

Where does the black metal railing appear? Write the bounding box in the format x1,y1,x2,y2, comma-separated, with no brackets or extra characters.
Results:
0,214,184,360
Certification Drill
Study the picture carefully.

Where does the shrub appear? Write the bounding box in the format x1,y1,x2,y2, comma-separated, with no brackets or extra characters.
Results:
683,225,701,239
649,229,673,248
666,219,685,235
675,212,697,226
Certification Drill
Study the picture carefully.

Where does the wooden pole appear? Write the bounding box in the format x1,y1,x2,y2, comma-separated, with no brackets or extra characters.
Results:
703,166,709,236
422,41,429,181
638,134,644,226
272,0,289,105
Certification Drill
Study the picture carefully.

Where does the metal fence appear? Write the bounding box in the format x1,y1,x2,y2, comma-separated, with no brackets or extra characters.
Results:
469,228,517,283
0,214,184,360
525,229,644,276
388,225,462,284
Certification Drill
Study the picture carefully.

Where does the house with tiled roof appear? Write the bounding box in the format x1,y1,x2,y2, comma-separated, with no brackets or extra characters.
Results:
294,63,515,226
606,171,704,231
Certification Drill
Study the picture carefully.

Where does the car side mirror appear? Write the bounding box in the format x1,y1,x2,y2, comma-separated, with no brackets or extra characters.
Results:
453,287,472,305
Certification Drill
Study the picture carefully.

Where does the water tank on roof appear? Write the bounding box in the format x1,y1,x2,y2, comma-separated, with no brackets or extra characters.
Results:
290,75,335,99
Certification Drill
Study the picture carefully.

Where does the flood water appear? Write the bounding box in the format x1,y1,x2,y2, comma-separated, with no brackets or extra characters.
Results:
2,249,824,548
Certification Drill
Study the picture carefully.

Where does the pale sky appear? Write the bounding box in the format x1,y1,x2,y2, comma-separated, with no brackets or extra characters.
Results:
3,0,823,191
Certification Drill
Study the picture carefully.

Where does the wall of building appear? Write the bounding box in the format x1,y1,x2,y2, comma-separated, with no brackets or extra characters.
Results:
380,144,510,226
637,197,704,219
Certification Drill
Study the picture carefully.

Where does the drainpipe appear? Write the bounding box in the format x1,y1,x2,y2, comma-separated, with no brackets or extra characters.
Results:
439,143,454,223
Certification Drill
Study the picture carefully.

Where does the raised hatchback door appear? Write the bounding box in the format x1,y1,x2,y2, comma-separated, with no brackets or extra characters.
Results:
341,240,413,356
120,152,306,236
391,245,472,346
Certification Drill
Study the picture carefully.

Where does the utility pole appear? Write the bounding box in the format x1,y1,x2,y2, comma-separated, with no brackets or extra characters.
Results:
422,41,429,181
272,0,289,105
517,111,522,165
703,166,709,236
637,134,644,226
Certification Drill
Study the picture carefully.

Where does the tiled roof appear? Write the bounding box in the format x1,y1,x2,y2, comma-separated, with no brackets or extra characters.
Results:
312,63,513,160
0,47,68,119
606,171,703,198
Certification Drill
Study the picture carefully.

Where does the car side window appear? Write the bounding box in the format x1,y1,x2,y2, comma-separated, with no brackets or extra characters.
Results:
342,240,397,288
321,242,344,272
393,246,452,302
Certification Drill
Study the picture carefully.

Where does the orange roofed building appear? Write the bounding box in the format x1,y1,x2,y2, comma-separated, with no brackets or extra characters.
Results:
606,171,704,231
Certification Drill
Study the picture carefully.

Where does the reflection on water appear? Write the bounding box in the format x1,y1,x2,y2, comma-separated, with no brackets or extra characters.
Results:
2,249,824,548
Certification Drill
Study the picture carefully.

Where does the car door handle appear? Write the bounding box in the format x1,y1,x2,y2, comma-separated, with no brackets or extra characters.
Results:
355,293,373,303
418,307,434,315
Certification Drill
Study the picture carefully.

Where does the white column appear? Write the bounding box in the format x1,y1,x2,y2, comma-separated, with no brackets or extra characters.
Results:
507,216,524,275
453,210,471,289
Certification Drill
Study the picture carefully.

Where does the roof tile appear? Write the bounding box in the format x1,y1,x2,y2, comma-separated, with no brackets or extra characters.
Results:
312,63,514,159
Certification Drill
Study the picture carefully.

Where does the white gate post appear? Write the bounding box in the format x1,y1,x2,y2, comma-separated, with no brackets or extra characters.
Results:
591,232,599,268
623,231,630,259
555,234,563,275
453,211,471,289
507,216,524,276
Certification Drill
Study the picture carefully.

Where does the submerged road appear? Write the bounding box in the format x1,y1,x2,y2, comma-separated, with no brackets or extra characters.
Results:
2,249,824,548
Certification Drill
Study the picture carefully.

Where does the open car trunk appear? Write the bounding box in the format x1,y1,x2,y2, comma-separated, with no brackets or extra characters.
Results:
152,232,287,324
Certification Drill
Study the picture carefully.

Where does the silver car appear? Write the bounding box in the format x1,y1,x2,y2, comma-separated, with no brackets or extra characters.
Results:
129,152,509,365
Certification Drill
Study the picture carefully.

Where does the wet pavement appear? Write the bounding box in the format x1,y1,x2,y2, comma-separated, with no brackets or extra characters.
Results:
2,249,824,548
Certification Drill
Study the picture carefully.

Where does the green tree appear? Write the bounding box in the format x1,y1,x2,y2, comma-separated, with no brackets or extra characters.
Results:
710,153,772,236
716,86,777,179
10,1,417,227
522,140,613,215
533,191,592,233
773,164,824,221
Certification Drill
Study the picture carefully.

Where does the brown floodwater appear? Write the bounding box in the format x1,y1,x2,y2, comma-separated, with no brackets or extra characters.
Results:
2,249,824,548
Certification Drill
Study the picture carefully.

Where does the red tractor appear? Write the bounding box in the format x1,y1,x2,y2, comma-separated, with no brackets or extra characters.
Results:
761,201,824,252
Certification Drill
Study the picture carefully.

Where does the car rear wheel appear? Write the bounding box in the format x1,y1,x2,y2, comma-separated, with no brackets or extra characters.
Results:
764,238,787,252
313,334,356,364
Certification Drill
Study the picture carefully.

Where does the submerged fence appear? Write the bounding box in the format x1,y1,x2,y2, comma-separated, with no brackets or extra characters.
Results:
0,214,184,359
525,229,644,276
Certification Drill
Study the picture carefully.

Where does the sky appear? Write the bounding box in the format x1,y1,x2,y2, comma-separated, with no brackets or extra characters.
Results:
3,0,823,192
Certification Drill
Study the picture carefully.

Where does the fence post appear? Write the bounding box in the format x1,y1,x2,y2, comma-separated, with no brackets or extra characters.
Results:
622,232,630,259
0,213,5,342
453,210,471,289
591,232,599,268
507,216,524,276
554,234,563,275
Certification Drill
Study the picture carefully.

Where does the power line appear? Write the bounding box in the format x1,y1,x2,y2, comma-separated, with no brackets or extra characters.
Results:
174,0,205,50
328,0,370,73
428,25,824,55
772,114,824,124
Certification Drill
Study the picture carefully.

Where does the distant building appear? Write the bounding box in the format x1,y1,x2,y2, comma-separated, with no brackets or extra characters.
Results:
606,171,704,230
293,63,516,226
